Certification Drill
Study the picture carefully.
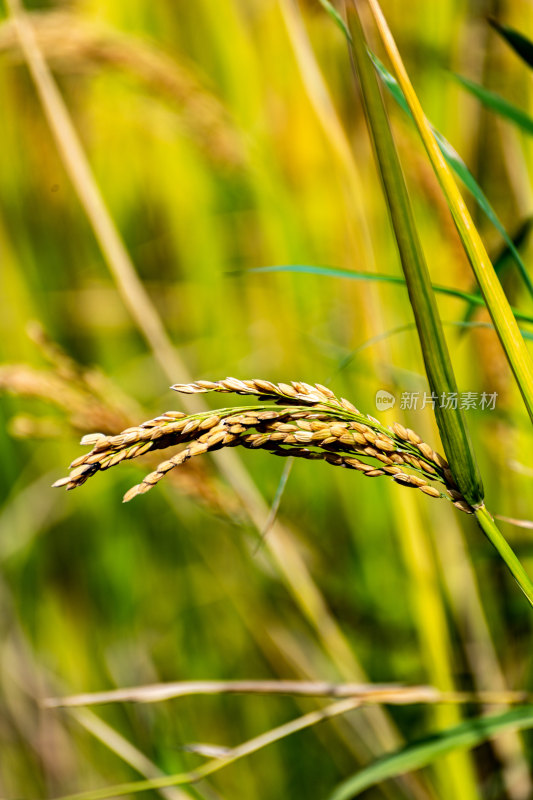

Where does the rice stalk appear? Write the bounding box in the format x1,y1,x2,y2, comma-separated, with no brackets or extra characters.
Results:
345,1,484,508
53,378,471,513
363,0,533,424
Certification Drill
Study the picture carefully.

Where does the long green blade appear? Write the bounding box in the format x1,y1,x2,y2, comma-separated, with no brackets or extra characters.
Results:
460,218,532,328
248,265,533,324
320,0,533,319
475,507,533,605
371,54,533,298
319,1,533,299
488,17,533,71
453,73,533,136
327,706,533,800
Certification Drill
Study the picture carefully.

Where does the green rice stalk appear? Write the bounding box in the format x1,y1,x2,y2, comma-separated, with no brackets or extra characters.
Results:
345,2,483,507
365,0,533,425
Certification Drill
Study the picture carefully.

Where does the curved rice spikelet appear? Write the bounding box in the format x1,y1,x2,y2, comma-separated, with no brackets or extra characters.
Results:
53,379,471,512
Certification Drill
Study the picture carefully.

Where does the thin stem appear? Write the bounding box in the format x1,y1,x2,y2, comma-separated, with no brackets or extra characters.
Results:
475,506,533,607
50,698,365,800
44,680,530,709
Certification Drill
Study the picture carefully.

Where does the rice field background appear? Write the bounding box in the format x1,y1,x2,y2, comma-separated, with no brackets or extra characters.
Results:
1,1,533,798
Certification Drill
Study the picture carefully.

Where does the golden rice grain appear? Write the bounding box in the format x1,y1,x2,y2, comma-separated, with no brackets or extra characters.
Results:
54,378,472,512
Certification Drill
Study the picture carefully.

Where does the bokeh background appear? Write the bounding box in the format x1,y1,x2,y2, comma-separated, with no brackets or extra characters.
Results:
1,1,533,798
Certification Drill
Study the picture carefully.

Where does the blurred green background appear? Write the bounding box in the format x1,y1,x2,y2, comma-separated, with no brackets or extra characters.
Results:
1,1,533,798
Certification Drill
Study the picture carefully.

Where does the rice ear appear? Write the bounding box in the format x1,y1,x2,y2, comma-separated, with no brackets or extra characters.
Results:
54,378,472,512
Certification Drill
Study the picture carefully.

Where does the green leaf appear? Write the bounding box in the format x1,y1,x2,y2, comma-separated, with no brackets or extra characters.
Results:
317,0,350,39
475,507,533,606
327,706,533,800
453,73,533,136
365,0,533,438
248,265,533,325
370,54,533,299
489,17,533,70
460,218,533,328
318,3,533,300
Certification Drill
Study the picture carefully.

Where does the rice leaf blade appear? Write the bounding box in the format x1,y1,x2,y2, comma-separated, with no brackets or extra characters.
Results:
453,73,533,136
475,507,533,605
317,4,533,298
488,17,533,70
327,706,533,800
370,54,533,298
366,0,533,427
460,218,532,328
248,265,533,324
